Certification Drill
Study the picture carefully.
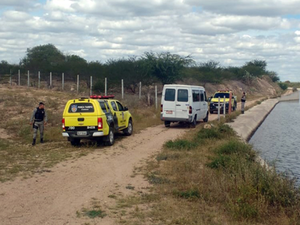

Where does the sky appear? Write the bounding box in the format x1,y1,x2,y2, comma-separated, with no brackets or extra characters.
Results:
0,0,300,81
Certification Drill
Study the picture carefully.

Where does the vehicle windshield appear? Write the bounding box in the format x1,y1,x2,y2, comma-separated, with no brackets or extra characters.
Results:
214,93,230,98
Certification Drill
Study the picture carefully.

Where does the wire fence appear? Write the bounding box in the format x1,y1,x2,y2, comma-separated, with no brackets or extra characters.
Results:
0,70,160,108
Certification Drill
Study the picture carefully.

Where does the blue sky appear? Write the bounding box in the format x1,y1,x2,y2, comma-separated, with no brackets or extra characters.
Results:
0,0,300,81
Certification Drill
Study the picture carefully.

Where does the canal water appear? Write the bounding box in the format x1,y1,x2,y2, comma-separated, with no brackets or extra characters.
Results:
249,101,300,184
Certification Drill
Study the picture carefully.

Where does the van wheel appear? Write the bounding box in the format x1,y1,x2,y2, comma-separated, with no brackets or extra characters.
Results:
70,138,80,146
191,116,197,128
164,121,170,127
124,119,133,136
203,112,209,122
104,127,115,146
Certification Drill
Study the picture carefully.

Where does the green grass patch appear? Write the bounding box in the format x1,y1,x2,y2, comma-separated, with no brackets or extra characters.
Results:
164,139,198,151
84,209,106,219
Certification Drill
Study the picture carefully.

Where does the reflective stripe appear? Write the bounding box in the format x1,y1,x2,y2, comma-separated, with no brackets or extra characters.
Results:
62,133,69,137
92,132,104,137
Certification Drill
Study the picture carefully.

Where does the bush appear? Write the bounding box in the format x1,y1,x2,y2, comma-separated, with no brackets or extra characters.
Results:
196,124,235,140
165,139,197,151
278,82,288,90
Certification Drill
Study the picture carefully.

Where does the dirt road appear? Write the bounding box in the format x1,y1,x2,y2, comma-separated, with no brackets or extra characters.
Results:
0,125,188,225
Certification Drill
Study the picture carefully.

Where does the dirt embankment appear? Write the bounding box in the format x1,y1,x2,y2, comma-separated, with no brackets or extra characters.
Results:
183,76,281,98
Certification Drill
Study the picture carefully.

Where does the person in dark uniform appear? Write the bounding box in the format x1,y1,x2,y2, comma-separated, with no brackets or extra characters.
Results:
30,102,48,145
241,92,246,114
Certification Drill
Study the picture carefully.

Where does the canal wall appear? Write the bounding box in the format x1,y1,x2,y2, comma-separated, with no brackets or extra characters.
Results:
279,90,299,102
227,99,279,142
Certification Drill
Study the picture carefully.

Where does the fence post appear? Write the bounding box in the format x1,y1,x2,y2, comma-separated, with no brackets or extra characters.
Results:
77,75,79,94
155,85,158,109
218,97,221,122
121,79,124,99
105,77,107,96
50,72,52,89
38,71,41,89
18,70,20,86
90,76,93,96
223,96,226,116
27,70,30,87
62,73,64,91
9,69,12,86
139,82,142,99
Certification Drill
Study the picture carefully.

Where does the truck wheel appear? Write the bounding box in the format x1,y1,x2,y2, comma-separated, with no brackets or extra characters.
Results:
104,127,115,146
70,138,80,146
203,112,209,122
164,121,170,127
124,119,133,136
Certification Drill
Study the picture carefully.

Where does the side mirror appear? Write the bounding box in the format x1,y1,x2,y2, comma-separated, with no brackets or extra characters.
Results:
124,106,128,111
208,97,211,102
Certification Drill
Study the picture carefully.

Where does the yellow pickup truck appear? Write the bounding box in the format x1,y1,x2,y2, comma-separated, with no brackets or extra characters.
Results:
209,90,237,114
62,95,133,146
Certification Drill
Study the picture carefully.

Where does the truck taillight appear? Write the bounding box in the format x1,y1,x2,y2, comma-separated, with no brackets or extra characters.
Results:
98,118,103,130
161,104,163,112
189,106,192,114
62,118,65,131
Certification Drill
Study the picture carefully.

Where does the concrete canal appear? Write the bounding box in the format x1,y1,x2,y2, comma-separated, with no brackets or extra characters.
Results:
249,100,300,184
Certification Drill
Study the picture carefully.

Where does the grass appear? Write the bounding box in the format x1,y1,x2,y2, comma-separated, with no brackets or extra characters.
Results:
113,123,300,225
78,198,107,219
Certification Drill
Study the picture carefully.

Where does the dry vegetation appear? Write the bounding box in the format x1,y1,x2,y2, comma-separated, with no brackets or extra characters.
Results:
111,122,300,225
0,85,161,182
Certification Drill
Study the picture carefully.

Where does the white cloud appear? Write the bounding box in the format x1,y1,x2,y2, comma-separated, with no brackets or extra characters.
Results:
0,0,299,81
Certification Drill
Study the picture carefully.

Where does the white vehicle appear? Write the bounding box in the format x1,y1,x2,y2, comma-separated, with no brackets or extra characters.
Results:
161,84,209,127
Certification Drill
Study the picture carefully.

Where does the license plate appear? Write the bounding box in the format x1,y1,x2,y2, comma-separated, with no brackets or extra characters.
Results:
166,110,173,114
77,131,87,136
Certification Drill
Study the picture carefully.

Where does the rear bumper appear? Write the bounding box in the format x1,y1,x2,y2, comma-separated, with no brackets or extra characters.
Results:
161,114,193,122
62,131,104,138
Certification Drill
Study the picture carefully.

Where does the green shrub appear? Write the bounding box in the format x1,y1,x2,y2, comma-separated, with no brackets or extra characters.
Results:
175,189,201,199
196,124,235,140
278,82,288,90
165,139,197,151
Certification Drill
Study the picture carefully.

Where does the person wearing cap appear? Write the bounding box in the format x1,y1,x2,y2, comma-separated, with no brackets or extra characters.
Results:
30,102,48,145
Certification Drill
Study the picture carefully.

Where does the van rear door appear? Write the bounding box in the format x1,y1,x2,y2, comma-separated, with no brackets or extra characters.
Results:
175,89,189,119
162,88,176,119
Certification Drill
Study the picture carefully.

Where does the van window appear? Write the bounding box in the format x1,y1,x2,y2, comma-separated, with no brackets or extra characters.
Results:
177,89,188,102
200,91,205,102
165,89,175,101
204,91,207,101
192,90,200,102
68,103,94,113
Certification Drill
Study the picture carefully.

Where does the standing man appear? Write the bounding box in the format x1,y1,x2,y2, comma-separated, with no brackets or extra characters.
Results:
30,102,47,145
241,92,246,114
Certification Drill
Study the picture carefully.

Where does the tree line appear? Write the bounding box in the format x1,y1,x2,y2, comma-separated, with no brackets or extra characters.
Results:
0,44,281,92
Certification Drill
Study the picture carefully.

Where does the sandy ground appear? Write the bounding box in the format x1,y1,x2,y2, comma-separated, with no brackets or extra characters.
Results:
0,125,188,225
0,97,262,225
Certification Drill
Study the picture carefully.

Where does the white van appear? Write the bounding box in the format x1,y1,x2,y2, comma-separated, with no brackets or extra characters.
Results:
161,84,209,127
